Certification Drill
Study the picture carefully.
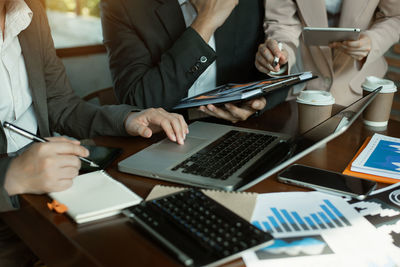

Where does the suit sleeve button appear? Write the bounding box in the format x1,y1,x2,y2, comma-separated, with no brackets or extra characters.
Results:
200,56,208,63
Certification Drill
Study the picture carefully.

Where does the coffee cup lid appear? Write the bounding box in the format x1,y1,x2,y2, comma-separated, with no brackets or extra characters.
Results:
362,76,397,93
296,90,335,106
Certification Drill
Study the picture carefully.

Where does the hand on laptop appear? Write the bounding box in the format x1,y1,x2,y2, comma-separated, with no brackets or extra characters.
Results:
4,137,88,195
124,108,188,145
199,97,266,123
255,39,288,73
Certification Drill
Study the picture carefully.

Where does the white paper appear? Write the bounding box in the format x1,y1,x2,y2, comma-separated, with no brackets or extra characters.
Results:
242,191,400,267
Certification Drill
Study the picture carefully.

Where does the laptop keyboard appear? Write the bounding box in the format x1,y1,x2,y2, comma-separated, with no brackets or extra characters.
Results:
123,189,273,267
171,130,277,180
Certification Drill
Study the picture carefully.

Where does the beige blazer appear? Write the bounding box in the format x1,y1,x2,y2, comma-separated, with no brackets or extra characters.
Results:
264,0,400,106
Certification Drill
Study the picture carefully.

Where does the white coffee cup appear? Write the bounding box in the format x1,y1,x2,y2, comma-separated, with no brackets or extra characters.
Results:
297,90,335,133
362,76,397,127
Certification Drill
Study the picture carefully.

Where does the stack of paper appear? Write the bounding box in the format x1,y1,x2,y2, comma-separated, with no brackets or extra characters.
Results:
49,171,142,224
343,134,400,183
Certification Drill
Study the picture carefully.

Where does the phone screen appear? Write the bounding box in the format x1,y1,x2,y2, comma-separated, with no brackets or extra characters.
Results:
278,164,377,199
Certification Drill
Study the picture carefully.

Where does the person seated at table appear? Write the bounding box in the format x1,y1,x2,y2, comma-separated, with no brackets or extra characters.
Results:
255,0,400,106
0,0,187,265
101,0,289,123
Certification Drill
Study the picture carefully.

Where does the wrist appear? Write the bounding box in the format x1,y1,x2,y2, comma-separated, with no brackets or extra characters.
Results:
191,16,217,43
4,160,23,196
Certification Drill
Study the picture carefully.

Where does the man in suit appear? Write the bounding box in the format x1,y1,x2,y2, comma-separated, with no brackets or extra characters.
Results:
255,0,400,106
101,0,289,123
0,0,187,265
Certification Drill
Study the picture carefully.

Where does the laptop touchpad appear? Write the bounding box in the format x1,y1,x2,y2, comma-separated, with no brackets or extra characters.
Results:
153,137,206,154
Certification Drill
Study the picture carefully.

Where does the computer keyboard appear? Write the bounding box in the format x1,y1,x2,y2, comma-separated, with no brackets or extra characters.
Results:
171,130,277,180
123,189,274,267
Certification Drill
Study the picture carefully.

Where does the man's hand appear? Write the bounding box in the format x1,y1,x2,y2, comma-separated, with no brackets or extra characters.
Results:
330,34,372,61
198,97,267,123
124,108,188,145
190,0,238,42
255,39,288,74
4,137,89,196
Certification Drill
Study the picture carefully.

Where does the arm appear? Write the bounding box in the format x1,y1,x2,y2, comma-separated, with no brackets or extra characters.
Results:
0,157,18,212
36,3,135,139
356,1,400,68
256,0,302,74
101,0,217,109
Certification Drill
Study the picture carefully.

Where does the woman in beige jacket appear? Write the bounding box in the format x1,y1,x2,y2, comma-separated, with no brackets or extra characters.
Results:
256,0,400,106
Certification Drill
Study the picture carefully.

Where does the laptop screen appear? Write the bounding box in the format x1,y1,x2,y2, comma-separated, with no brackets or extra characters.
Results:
237,88,381,191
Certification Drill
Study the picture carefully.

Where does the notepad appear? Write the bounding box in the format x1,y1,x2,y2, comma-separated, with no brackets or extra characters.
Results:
49,171,142,224
146,185,258,222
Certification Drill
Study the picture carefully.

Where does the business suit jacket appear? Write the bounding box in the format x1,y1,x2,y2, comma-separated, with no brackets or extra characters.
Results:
0,0,136,212
101,0,288,110
265,0,400,106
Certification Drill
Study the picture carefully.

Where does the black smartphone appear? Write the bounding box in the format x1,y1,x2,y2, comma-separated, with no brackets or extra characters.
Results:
277,164,377,200
80,145,122,173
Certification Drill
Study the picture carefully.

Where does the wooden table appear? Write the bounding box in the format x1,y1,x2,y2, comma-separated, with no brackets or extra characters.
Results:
1,101,399,267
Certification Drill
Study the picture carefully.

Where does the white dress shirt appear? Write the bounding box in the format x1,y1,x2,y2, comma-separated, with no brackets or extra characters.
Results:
0,0,38,153
178,0,217,98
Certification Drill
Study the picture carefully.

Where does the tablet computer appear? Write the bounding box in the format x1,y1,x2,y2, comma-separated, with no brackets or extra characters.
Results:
303,27,361,46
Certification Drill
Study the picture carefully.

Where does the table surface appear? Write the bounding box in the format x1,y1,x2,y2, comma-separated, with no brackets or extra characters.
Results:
2,100,399,267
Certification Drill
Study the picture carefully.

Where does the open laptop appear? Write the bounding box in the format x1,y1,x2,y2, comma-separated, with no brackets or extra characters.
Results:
119,89,380,191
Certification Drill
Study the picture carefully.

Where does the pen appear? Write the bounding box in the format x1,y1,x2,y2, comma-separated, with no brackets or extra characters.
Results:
3,121,100,168
272,42,283,67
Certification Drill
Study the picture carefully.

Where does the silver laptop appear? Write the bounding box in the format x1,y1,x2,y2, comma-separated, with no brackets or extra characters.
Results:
119,89,380,191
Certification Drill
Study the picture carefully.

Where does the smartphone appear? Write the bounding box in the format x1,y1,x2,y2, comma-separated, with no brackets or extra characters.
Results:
277,164,377,200
303,27,361,46
80,145,122,173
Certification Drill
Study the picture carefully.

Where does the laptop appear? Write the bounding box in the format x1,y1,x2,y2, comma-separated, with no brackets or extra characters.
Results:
118,89,380,191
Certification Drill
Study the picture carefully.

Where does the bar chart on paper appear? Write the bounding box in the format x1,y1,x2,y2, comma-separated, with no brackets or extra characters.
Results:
251,193,355,237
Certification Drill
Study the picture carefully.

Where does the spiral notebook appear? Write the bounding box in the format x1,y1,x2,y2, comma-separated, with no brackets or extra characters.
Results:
49,171,142,224
146,185,258,221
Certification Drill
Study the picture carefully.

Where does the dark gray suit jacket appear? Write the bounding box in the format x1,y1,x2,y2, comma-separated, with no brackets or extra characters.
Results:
0,0,137,212
101,0,288,110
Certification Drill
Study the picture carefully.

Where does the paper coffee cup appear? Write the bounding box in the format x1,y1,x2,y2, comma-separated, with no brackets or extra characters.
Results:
362,76,397,127
297,90,335,133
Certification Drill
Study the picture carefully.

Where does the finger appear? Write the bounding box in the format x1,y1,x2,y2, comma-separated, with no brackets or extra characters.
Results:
159,118,178,143
44,142,89,158
49,178,74,192
249,98,267,111
224,103,254,121
168,114,185,145
200,105,239,123
256,56,276,72
255,59,271,74
53,155,82,169
173,113,188,136
45,136,80,145
258,43,275,63
57,166,80,179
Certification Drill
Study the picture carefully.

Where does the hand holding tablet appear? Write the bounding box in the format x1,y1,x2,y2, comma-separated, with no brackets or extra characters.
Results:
303,27,361,46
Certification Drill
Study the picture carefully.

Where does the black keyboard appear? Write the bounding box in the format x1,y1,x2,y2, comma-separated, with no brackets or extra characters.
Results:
123,189,273,267
171,130,277,180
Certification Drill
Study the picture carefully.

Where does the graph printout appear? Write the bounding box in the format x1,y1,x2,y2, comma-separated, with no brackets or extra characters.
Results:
243,192,400,267
352,133,400,179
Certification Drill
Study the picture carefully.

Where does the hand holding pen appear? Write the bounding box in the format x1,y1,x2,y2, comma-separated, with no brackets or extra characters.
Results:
3,122,96,195
255,39,289,74
4,122,99,167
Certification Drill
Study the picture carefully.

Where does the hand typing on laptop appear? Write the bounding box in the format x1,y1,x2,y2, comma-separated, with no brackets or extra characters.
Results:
124,108,188,145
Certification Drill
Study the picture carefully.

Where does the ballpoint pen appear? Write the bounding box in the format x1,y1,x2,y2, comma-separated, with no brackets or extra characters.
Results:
3,121,100,168
272,42,283,68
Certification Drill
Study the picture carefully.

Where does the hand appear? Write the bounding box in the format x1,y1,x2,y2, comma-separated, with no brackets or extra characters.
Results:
190,0,238,42
4,137,89,195
255,39,288,74
199,97,267,123
124,108,188,145
330,34,371,61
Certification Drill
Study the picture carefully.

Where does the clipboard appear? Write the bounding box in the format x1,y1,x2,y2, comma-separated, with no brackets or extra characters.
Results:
172,72,317,110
